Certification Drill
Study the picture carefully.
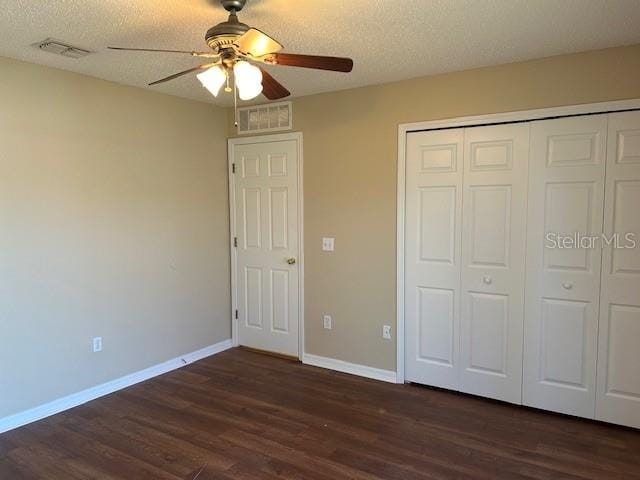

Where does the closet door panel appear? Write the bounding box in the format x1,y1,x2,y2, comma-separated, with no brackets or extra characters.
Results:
539,298,591,388
523,115,607,418
459,123,530,404
596,111,640,429
405,130,464,390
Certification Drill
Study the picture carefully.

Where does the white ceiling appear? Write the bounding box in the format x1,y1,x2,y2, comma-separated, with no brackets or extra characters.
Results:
1,0,640,106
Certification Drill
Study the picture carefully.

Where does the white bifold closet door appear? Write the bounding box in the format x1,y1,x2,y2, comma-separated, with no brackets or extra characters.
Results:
405,124,529,403
405,109,640,428
523,115,607,418
596,111,640,429
459,124,529,404
405,129,464,390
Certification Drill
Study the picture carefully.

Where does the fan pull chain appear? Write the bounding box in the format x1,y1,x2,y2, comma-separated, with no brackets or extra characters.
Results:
234,76,239,127
224,69,232,93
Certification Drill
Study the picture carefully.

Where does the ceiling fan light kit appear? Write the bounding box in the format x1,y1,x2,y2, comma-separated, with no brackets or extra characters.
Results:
108,0,354,102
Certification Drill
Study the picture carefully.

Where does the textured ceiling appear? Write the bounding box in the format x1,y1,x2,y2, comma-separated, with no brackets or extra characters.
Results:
1,0,640,106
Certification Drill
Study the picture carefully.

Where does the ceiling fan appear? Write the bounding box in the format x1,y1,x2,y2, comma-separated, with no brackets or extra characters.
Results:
108,0,354,102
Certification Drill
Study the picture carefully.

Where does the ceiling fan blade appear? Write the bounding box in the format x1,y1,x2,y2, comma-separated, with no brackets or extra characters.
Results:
269,53,353,72
149,64,216,86
235,28,283,57
109,46,206,55
259,68,290,100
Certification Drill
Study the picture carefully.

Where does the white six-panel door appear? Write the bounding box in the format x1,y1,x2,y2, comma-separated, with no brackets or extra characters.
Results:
405,129,464,390
459,124,529,404
596,111,640,428
233,138,299,357
523,115,608,418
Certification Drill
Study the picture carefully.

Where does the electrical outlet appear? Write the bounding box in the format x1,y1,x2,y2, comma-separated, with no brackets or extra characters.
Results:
323,315,332,330
92,337,102,353
382,325,392,340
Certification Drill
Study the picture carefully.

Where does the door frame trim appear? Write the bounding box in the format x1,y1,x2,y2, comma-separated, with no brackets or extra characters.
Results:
228,132,305,360
396,98,640,384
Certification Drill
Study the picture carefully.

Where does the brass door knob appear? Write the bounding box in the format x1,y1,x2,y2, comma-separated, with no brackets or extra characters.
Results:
287,257,297,265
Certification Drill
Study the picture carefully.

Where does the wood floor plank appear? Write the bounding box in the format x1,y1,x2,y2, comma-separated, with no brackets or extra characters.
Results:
0,456,40,480
1,347,639,479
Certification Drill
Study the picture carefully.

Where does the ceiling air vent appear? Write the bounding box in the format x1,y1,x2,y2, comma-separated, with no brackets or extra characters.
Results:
237,101,292,135
33,39,91,59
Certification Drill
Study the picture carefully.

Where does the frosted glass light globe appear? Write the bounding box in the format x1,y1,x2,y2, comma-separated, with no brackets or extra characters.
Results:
196,66,227,97
234,61,263,100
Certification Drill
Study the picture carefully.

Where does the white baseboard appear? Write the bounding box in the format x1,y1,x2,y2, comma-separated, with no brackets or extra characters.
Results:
0,339,233,435
302,353,397,384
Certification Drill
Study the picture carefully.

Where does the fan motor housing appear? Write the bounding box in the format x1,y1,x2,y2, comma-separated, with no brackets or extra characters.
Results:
205,12,249,50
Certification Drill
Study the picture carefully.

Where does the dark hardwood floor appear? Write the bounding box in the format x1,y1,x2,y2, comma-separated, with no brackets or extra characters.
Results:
1,348,639,479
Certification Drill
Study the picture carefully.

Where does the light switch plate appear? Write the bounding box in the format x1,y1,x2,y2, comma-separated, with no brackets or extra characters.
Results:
322,237,335,252
93,337,103,352
323,315,332,330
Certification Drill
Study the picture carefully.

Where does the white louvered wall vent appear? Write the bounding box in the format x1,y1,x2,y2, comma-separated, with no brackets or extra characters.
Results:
237,101,292,135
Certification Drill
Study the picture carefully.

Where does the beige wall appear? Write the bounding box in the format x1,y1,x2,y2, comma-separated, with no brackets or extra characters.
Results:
0,56,230,418
229,44,640,371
